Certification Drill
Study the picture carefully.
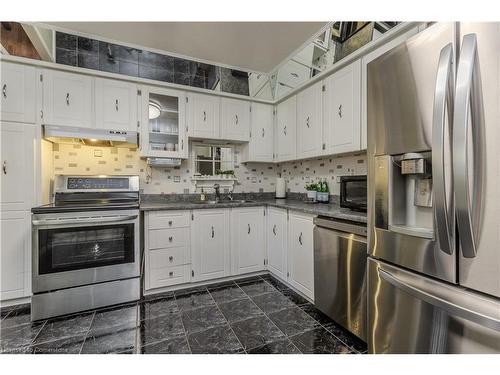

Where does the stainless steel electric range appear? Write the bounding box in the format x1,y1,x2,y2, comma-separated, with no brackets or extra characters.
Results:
30,175,141,321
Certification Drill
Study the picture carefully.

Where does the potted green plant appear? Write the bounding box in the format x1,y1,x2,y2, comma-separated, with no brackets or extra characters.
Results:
222,170,235,179
305,183,317,201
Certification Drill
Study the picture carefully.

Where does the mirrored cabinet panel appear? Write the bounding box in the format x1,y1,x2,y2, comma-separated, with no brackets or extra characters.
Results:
140,86,188,159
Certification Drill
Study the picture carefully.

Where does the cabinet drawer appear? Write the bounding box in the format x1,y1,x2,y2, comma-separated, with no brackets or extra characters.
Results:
149,247,189,268
148,227,189,249
148,211,190,229
149,264,190,289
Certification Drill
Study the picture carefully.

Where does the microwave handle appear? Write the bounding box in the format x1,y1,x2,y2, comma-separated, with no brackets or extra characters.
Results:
32,214,138,227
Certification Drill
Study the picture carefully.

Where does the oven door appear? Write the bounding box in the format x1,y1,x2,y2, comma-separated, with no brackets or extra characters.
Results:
32,210,139,293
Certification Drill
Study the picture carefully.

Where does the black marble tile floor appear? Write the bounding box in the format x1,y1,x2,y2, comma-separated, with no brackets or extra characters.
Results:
0,274,368,354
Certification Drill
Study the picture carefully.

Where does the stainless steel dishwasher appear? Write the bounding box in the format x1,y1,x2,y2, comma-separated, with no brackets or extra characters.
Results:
313,217,368,341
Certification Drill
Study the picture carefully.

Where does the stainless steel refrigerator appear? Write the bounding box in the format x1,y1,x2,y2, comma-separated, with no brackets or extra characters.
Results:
367,22,500,353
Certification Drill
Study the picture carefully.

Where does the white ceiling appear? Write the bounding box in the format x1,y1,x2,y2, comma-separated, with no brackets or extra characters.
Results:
45,22,328,73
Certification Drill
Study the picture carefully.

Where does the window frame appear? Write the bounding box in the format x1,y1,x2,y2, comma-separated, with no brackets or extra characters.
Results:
191,142,234,177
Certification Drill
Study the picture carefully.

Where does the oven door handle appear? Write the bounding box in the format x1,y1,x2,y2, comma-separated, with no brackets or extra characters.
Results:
32,214,138,227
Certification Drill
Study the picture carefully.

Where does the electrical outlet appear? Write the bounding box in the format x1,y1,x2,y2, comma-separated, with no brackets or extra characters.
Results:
173,176,181,183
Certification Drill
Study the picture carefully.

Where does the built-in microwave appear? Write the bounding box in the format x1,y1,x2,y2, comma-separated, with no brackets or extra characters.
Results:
340,175,367,212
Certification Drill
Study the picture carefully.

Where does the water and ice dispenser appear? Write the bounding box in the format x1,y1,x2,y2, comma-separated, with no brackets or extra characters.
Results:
374,152,434,239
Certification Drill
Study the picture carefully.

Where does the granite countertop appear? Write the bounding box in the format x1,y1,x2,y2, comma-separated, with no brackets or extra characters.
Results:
140,198,367,224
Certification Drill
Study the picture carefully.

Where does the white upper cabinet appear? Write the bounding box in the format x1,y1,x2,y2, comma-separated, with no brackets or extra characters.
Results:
266,207,288,281
296,81,323,159
0,122,35,212
191,209,230,282
275,95,297,162
42,69,92,128
287,212,314,300
0,62,36,123
242,102,274,162
221,97,250,142
231,207,265,275
186,92,220,139
95,78,138,131
323,59,361,154
140,86,188,159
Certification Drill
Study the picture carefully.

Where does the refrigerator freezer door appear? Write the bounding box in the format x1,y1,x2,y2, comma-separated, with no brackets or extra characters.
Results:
367,22,457,283
368,258,500,354
456,23,500,298
368,22,455,156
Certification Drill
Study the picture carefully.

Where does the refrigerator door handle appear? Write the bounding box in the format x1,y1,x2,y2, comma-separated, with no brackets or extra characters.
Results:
378,268,500,332
432,42,455,255
453,34,485,258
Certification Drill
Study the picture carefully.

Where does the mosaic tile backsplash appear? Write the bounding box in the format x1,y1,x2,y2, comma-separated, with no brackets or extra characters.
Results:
55,32,249,96
50,144,366,196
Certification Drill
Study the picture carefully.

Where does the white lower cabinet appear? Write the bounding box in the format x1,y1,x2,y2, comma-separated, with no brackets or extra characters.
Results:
144,211,191,290
192,209,231,282
231,207,265,275
0,210,31,301
144,207,315,302
287,212,315,300
266,207,288,281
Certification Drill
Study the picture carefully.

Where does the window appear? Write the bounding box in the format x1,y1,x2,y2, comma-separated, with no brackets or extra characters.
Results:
193,145,234,176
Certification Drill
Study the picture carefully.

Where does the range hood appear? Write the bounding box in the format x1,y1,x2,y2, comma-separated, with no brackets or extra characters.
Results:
43,125,138,148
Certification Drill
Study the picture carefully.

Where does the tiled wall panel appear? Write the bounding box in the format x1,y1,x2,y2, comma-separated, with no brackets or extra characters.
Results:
51,142,366,197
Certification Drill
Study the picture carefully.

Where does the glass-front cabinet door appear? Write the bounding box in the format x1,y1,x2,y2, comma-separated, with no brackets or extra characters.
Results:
140,86,187,159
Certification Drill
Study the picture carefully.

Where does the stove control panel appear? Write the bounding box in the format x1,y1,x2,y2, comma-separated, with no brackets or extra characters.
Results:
67,177,130,190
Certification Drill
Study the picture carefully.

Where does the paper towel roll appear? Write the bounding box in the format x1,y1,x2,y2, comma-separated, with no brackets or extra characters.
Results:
275,178,286,198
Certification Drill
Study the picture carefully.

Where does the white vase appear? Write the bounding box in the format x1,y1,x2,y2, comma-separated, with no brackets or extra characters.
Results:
306,190,317,201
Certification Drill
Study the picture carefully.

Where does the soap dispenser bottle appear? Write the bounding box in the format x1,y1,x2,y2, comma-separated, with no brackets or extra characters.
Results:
200,188,206,202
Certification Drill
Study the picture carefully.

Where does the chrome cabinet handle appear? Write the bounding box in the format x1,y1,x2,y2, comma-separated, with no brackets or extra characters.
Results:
66,93,70,106
283,125,287,136
248,224,251,234
168,220,173,226
169,271,174,277
2,84,6,98
453,34,484,259
2,160,6,175
169,256,174,262
432,43,455,255
306,116,310,128
298,232,303,245
235,114,239,125
169,236,173,242
262,128,265,138
211,226,214,238
203,111,206,122
338,104,342,118
115,99,119,111
272,224,276,236
181,139,184,150
378,268,500,332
